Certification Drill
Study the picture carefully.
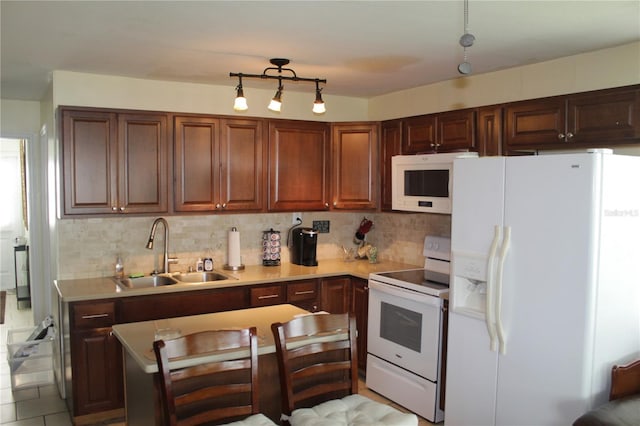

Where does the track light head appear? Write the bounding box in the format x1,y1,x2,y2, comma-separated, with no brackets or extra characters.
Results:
312,80,326,114
268,85,283,112
233,80,248,111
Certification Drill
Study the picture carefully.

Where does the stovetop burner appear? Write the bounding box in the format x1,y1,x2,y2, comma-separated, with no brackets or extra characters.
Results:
371,268,449,297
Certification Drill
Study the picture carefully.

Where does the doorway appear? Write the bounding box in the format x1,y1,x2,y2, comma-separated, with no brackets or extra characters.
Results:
0,138,29,293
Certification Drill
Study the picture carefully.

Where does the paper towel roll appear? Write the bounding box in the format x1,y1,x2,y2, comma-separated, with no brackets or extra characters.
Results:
227,228,241,267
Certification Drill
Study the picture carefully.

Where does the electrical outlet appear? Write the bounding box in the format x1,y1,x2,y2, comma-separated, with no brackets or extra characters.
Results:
313,220,330,233
292,212,302,225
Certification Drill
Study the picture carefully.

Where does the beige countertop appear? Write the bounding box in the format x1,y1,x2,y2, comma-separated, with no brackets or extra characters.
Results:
112,304,311,374
54,259,421,302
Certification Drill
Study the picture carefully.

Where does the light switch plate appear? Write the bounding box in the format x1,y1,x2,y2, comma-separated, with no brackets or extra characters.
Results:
313,220,330,233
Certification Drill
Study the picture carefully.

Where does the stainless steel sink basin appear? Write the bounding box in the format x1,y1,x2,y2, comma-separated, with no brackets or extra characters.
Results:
115,275,178,289
173,271,231,283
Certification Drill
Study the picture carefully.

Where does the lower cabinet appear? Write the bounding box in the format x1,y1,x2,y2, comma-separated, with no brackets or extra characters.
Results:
67,277,367,420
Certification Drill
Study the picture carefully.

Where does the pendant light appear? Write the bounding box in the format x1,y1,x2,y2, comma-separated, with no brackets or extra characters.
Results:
458,0,476,75
230,58,327,114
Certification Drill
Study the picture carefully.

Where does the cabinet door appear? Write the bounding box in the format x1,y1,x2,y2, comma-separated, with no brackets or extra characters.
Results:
351,277,369,372
504,98,566,148
320,277,351,314
568,88,640,144
117,113,168,214
61,109,118,215
174,116,219,212
220,118,266,212
437,110,476,151
477,106,503,156
380,120,402,211
268,120,330,211
71,329,124,415
331,123,379,210
402,115,436,154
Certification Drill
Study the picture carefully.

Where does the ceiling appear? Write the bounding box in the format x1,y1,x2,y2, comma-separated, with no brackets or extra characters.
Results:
1,1,639,101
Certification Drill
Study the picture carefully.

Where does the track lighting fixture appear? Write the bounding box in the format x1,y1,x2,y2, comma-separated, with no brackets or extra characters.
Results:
230,58,327,114
458,0,476,75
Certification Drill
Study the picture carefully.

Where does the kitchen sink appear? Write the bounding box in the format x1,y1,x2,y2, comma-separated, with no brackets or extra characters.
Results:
173,271,232,283
115,275,178,289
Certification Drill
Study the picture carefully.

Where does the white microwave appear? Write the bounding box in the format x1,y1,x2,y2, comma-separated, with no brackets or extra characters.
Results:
391,152,477,214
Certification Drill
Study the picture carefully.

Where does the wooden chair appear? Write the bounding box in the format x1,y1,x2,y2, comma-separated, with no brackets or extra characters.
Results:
609,358,640,401
153,327,277,426
271,313,418,426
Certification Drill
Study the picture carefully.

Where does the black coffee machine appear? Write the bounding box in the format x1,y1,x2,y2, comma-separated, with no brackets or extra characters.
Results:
290,227,318,266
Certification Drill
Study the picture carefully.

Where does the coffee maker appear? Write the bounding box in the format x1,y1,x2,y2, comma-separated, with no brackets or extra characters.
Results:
290,227,318,266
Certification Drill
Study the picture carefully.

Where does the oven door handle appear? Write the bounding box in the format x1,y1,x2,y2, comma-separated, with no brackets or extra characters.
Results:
368,280,442,307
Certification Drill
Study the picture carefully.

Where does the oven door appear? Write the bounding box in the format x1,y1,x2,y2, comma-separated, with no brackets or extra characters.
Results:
367,279,442,381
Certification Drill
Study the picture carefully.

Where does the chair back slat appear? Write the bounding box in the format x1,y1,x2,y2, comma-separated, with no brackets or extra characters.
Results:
153,327,260,426
609,358,640,401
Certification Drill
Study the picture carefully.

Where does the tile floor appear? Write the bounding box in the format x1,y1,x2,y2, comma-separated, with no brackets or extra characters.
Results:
1,290,434,425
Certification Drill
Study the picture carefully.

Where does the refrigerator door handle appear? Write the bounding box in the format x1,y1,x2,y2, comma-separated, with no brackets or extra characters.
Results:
486,225,501,352
495,225,511,355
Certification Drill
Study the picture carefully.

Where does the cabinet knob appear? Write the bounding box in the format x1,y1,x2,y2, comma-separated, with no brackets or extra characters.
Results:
558,133,565,140
119,207,125,212
325,203,329,209
333,201,337,207
215,203,221,209
111,206,117,211
222,203,227,209
565,132,574,140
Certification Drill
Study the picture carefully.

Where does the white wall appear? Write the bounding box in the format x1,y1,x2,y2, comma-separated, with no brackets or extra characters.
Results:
52,71,370,123
368,42,640,120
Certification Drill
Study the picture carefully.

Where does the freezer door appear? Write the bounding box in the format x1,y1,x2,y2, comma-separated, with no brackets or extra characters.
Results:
446,157,506,425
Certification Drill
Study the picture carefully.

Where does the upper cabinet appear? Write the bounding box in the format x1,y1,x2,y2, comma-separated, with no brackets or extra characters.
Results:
403,110,476,154
505,86,640,151
61,107,169,216
268,120,330,212
331,123,379,210
476,105,503,156
380,120,402,211
174,116,265,212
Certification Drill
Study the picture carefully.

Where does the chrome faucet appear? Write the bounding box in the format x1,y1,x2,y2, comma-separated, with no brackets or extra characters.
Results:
145,217,178,274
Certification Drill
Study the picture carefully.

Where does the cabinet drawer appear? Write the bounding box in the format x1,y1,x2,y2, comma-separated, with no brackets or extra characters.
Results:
73,302,116,329
287,280,318,302
250,285,285,307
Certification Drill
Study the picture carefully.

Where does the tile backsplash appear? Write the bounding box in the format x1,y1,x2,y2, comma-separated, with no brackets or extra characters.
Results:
56,212,450,279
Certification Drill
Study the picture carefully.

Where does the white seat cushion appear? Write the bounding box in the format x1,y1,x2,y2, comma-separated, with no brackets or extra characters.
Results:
223,413,278,426
286,394,418,426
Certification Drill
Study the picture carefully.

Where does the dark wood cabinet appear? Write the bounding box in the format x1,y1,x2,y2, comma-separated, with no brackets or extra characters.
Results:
505,86,640,151
402,110,475,154
351,277,369,372
268,120,330,211
476,106,503,156
380,120,402,211
250,284,285,307
320,276,351,314
331,123,379,210
61,107,169,215
69,301,123,417
174,116,265,212
287,280,319,312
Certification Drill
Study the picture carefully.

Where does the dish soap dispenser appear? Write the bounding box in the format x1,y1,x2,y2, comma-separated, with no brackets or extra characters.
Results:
115,256,124,279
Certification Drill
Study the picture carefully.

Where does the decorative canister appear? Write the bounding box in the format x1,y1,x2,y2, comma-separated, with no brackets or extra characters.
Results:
262,229,281,266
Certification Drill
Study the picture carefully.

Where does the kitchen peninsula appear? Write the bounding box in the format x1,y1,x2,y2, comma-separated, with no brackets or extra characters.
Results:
112,304,310,425
53,259,418,424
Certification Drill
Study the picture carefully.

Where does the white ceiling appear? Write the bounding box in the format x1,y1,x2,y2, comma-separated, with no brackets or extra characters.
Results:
1,1,639,101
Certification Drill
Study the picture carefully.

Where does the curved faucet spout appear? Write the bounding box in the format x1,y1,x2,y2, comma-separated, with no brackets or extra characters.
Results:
145,217,177,273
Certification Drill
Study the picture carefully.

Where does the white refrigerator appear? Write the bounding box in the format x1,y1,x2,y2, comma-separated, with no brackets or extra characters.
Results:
444,150,640,426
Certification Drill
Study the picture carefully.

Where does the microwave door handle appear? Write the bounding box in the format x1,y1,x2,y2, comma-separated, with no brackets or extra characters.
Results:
495,226,511,355
486,225,501,352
